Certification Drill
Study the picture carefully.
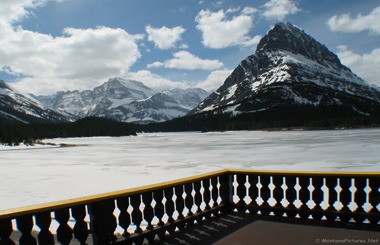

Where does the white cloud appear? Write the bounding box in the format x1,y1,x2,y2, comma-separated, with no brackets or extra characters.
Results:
0,0,49,28
147,62,164,69
337,45,380,86
126,70,189,91
2,26,142,95
240,35,262,48
327,6,380,34
196,69,233,92
179,43,189,49
261,0,300,21
195,8,258,49
0,2,143,95
145,25,186,50
226,7,241,14
148,51,224,70
242,7,258,15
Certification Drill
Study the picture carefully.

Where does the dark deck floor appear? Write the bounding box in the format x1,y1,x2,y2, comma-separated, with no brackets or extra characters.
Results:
164,213,380,245
9,213,379,244
215,220,380,245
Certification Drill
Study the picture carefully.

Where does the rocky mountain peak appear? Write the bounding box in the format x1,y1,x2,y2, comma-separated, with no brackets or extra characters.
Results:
256,22,341,66
33,78,209,124
92,77,155,101
190,22,380,117
0,80,70,124
0,80,12,90
106,77,153,92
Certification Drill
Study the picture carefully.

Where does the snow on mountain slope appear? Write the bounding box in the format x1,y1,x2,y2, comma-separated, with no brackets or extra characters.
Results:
190,22,380,116
36,78,209,123
162,88,210,109
37,78,156,118
0,80,69,124
92,78,155,102
97,88,209,124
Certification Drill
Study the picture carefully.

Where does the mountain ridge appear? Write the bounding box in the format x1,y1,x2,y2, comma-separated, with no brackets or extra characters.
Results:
190,22,380,117
35,77,209,124
0,80,70,124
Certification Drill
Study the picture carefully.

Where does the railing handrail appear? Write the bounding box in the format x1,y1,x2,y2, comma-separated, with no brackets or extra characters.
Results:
1,168,379,219
1,168,379,244
229,168,380,176
0,169,228,219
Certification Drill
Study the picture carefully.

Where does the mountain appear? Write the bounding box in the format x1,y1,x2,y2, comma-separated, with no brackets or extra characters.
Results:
0,80,69,124
190,22,380,121
36,78,155,119
104,88,209,123
36,78,209,124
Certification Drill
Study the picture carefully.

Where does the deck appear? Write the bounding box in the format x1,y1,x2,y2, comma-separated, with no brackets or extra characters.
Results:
166,213,380,245
8,213,380,244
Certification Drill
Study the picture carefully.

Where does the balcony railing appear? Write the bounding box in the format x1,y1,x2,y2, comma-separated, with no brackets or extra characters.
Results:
0,169,379,244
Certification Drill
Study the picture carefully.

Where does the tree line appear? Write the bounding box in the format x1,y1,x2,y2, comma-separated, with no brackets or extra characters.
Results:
0,117,136,146
1,104,380,145
137,104,380,132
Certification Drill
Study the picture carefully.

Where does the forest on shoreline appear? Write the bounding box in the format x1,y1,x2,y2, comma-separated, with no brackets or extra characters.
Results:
1,104,380,145
0,117,137,146
137,104,380,132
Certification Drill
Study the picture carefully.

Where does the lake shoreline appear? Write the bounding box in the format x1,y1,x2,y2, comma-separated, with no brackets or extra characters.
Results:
1,129,379,210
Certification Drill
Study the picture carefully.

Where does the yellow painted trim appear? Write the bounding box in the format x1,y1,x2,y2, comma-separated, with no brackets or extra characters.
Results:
0,169,228,219
0,168,379,219
227,168,380,176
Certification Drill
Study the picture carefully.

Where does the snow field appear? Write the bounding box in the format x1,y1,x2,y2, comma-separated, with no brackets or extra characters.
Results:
1,128,379,238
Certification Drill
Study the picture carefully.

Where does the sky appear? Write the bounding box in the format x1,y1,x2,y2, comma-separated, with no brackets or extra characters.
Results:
0,0,379,95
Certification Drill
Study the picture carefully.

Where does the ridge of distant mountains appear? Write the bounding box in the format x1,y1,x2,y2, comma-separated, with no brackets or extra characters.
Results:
33,78,209,124
0,78,209,125
0,80,69,124
189,22,380,122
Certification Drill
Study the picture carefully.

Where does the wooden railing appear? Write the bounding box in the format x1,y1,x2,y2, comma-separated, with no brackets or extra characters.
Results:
0,169,379,244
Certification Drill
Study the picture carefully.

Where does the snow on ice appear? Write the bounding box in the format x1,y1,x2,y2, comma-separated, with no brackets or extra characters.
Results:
0,128,379,210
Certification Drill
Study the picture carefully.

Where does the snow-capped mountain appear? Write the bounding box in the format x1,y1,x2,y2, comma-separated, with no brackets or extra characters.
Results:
190,22,380,116
0,80,69,124
162,88,210,109
36,78,209,123
102,88,209,123
36,78,155,119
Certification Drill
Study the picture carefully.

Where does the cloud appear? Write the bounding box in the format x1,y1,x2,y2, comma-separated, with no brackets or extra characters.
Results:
179,43,189,49
242,7,258,15
126,70,189,91
147,62,164,68
195,8,259,49
0,0,50,28
337,45,380,86
261,0,300,21
0,2,143,95
145,25,186,50
327,6,380,34
1,26,142,95
240,35,262,48
226,7,241,14
196,69,233,92
148,51,224,70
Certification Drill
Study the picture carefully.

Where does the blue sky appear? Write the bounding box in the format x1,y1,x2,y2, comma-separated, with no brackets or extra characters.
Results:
0,0,379,95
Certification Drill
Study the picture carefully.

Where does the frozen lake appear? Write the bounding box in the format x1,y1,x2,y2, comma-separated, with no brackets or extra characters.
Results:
1,128,379,210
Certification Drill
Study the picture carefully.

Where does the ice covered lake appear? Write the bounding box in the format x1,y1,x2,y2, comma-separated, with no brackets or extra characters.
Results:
1,128,379,210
